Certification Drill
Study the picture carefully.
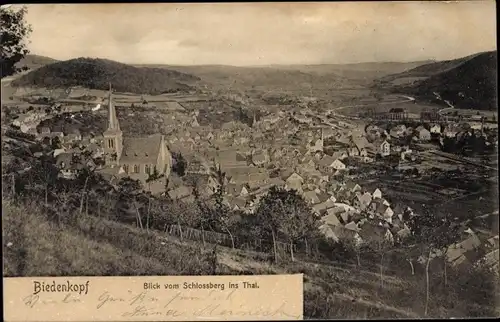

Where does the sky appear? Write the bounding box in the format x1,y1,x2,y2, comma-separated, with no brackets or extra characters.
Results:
15,1,498,66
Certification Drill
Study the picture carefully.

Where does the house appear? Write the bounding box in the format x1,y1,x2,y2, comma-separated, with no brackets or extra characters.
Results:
344,221,360,231
267,176,286,188
230,172,269,190
388,108,408,120
302,190,321,204
368,199,394,222
39,127,51,135
168,185,192,201
251,149,269,167
294,114,313,124
301,158,317,172
379,140,391,157
50,131,65,139
55,152,82,179
321,209,342,227
405,127,414,136
307,134,324,153
53,148,66,157
321,128,335,139
330,159,346,171
389,124,407,138
64,128,82,142
372,188,382,199
312,198,336,215
225,184,249,197
446,232,482,265
400,149,414,161
443,125,459,138
476,249,499,275
344,182,362,193
319,155,336,170
430,124,441,134
229,197,248,211
351,137,370,157
331,151,348,161
317,191,335,203
487,235,499,249
352,192,372,211
358,221,395,246
348,145,360,157
285,172,304,192
414,126,431,141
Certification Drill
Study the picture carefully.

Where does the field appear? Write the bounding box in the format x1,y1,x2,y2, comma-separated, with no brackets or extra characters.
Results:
340,99,442,116
442,108,498,119
361,166,498,226
388,76,428,86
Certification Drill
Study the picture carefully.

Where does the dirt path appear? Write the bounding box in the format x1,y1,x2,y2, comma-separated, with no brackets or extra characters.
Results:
327,290,420,318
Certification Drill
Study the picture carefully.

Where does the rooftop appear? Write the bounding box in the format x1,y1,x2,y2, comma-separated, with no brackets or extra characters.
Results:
121,134,163,164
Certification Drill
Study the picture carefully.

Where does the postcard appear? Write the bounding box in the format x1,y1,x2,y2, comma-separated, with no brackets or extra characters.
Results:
4,275,303,321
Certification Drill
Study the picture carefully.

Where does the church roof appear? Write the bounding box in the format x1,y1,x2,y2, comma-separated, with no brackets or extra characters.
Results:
120,134,163,163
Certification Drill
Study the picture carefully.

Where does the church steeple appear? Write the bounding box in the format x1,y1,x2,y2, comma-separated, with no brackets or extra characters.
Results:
103,83,123,166
107,83,120,131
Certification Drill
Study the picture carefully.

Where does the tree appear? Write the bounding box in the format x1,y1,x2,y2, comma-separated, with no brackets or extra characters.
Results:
116,177,144,228
172,152,186,177
406,206,462,316
29,154,60,208
145,166,164,231
42,136,51,146
255,187,319,262
51,136,62,150
209,163,234,248
1,6,32,78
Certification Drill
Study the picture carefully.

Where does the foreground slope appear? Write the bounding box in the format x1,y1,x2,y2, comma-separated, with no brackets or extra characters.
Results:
377,51,497,110
11,57,200,94
3,200,498,319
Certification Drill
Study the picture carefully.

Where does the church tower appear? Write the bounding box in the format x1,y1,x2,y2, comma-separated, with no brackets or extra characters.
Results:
103,84,123,166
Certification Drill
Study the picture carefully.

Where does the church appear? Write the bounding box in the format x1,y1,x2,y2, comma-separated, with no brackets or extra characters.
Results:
100,86,172,194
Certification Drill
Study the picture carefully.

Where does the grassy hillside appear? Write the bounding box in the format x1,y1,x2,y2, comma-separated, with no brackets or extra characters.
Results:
14,54,59,71
11,57,200,95
2,200,215,277
3,199,498,318
377,51,497,110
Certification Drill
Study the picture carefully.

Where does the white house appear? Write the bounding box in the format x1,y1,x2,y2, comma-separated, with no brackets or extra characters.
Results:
379,140,391,157
430,124,441,134
372,188,382,199
331,159,346,171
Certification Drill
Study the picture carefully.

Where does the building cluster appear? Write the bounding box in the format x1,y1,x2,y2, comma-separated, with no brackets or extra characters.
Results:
5,88,498,273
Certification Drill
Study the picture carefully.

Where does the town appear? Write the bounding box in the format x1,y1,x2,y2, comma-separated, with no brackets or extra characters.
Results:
3,78,498,273
2,3,498,320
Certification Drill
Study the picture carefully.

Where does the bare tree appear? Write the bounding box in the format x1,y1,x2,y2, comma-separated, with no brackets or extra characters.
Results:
255,187,319,263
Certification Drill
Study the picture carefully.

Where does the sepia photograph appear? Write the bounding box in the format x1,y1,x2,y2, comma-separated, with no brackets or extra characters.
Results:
2,1,498,319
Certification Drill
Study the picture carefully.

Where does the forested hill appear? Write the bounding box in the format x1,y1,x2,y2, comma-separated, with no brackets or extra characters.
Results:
379,51,497,111
11,57,201,94
14,54,59,71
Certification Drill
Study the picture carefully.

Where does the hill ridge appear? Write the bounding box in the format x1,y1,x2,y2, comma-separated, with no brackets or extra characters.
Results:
11,57,200,95
376,51,497,110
